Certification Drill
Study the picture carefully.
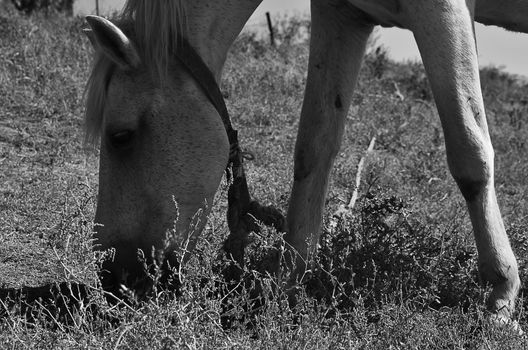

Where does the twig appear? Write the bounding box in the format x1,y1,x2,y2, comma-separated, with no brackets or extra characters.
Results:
331,136,377,222
347,136,376,210
393,82,404,101
113,325,132,350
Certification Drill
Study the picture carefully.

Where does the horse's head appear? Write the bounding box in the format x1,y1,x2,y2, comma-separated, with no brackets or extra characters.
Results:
84,16,229,298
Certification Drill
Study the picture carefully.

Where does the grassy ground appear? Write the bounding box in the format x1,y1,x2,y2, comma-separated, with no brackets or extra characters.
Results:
1,7,527,349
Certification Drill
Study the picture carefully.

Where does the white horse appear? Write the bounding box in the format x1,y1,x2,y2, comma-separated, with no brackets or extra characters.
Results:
84,0,525,325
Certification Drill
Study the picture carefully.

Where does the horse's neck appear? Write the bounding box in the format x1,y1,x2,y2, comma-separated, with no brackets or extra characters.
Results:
184,0,263,80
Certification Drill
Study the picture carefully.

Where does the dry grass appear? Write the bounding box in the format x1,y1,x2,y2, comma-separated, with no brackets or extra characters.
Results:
1,6,527,349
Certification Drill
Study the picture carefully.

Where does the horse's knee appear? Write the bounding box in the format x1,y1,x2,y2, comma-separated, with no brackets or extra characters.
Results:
480,258,519,287
448,138,495,202
293,137,340,181
454,177,488,202
293,146,314,181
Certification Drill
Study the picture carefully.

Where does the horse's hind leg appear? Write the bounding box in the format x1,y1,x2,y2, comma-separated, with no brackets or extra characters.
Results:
286,1,373,268
409,0,520,320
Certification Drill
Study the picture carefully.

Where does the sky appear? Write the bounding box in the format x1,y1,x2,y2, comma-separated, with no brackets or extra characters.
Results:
75,0,528,78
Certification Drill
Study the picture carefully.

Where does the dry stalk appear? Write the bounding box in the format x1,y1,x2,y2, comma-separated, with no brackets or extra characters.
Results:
330,136,377,227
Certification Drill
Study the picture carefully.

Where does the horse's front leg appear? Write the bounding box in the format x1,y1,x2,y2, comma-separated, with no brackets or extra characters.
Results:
286,1,373,269
409,0,520,321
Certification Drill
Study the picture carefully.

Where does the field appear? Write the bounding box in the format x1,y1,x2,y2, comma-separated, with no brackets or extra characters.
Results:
1,6,528,349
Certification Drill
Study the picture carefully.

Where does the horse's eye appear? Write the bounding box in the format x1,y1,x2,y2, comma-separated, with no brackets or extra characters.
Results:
109,130,134,149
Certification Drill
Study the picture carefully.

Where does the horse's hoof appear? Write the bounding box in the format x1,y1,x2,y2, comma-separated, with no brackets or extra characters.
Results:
488,314,525,337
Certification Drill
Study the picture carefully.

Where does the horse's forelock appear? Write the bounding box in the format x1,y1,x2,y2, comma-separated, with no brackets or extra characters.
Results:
84,53,114,147
122,0,187,79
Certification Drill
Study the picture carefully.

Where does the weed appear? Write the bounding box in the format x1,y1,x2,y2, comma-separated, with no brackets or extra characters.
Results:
1,9,527,349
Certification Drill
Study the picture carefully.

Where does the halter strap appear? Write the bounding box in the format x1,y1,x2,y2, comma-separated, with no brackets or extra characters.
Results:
172,37,285,276
173,35,252,215
173,36,239,157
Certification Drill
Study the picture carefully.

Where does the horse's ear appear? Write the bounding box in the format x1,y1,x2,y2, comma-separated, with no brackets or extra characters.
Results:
85,15,141,70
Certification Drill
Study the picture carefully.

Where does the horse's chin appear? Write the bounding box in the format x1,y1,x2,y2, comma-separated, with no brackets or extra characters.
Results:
94,202,212,302
98,238,183,303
